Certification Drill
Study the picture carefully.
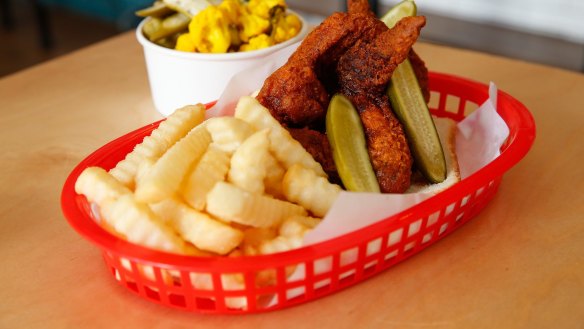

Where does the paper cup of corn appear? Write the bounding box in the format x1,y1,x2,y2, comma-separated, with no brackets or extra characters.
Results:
136,0,309,116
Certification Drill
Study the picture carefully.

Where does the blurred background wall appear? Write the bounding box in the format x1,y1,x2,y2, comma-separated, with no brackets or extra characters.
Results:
0,0,149,77
1,0,583,78
290,0,584,72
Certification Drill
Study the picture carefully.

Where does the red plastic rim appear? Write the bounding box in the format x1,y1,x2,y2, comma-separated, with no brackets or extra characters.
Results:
61,72,536,313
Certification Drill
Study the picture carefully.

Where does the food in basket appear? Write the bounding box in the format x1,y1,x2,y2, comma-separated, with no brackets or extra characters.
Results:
109,104,206,189
137,0,302,53
78,0,461,258
75,100,340,258
72,0,470,311
256,0,455,194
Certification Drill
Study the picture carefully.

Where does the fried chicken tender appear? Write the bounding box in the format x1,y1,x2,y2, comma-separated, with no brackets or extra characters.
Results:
337,16,426,97
337,16,426,192
347,0,376,16
354,95,412,192
287,127,341,185
256,0,429,193
257,11,386,128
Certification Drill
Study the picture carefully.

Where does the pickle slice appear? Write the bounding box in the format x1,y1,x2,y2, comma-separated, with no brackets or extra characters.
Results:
388,60,446,183
144,12,190,41
326,94,380,193
382,0,447,183
135,1,173,17
143,17,163,40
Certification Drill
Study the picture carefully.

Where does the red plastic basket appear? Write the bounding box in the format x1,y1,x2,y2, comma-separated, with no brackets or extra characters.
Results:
61,72,535,314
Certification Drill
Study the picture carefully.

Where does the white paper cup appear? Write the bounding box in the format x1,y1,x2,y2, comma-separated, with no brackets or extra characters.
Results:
136,13,308,117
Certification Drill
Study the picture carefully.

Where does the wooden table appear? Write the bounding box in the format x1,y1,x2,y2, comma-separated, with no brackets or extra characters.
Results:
1,32,583,328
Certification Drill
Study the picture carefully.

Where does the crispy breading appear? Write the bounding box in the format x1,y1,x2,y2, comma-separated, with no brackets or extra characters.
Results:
287,127,341,185
347,0,375,16
337,16,426,97
255,64,329,129
257,11,387,128
349,95,413,193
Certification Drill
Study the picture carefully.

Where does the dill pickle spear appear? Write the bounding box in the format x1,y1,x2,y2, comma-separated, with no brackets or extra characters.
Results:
326,94,380,193
388,60,446,183
382,0,447,183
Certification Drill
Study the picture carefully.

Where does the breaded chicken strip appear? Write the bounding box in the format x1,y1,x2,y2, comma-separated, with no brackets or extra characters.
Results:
287,127,341,184
338,16,426,192
354,95,413,192
347,0,376,16
348,0,430,101
338,16,426,97
257,11,386,129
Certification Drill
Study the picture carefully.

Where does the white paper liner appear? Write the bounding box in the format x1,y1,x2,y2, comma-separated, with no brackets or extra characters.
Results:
206,44,510,308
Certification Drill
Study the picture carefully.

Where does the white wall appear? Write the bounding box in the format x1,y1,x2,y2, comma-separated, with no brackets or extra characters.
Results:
286,0,584,70
382,0,584,43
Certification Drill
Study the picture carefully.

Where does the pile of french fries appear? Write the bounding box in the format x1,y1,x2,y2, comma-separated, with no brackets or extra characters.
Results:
75,96,341,260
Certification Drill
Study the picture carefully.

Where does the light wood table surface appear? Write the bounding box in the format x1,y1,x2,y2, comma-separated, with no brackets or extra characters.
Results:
1,32,583,328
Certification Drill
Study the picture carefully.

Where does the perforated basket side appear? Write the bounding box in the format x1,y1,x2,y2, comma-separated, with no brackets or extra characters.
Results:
99,178,502,313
